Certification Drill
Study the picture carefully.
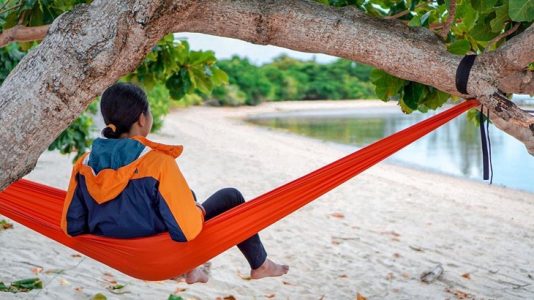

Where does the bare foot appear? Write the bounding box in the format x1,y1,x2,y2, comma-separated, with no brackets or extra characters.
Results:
185,267,209,284
250,258,289,280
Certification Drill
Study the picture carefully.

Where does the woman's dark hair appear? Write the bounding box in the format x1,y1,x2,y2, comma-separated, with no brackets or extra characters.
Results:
100,83,149,139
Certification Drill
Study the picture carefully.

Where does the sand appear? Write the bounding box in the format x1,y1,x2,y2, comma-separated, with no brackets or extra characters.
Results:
1,100,533,300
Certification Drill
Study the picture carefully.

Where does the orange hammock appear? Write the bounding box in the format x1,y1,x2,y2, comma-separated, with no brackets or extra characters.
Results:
0,100,478,281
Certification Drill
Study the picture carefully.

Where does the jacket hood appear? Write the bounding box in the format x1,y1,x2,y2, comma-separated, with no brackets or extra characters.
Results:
74,136,183,204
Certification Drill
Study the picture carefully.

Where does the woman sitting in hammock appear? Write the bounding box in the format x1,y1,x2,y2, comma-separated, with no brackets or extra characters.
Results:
61,83,288,284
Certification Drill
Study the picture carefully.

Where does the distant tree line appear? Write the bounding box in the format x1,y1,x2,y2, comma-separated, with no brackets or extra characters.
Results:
207,54,376,106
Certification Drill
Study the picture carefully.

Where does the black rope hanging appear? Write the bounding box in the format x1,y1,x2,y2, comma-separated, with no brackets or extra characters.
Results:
455,54,493,183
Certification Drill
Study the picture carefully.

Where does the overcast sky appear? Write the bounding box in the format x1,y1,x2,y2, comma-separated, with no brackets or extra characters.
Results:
174,32,338,65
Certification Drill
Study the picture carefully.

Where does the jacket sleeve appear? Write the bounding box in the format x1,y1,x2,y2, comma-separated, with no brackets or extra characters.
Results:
61,155,89,236
157,155,204,242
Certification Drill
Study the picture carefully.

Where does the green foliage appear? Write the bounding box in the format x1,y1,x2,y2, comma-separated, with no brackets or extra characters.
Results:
214,56,273,105
0,44,25,82
318,0,533,114
125,35,228,100
210,84,248,106
146,84,171,132
0,278,42,293
509,0,534,21
123,35,228,132
212,55,375,105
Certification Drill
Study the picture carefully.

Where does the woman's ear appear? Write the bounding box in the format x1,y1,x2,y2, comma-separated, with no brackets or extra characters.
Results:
138,112,147,128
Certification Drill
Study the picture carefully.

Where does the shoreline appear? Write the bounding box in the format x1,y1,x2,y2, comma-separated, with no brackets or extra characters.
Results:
1,100,533,299
241,100,533,195
241,100,534,196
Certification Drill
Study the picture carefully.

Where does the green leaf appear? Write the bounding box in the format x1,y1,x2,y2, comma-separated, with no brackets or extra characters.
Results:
470,16,501,41
471,0,498,13
447,39,471,55
0,278,43,292
509,0,534,21
491,4,510,32
420,11,431,26
168,295,185,300
408,14,421,27
370,69,405,101
399,98,414,114
11,278,43,290
423,89,450,109
403,82,427,110
212,67,229,85
456,2,479,32
165,73,186,100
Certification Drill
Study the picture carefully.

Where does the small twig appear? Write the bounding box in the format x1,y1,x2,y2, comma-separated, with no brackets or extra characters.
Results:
0,24,49,48
17,10,26,25
440,0,456,39
383,9,412,20
486,23,521,51
429,23,444,30
383,2,427,20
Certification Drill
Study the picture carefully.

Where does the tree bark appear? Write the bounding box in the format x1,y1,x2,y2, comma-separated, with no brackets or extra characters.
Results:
0,0,533,190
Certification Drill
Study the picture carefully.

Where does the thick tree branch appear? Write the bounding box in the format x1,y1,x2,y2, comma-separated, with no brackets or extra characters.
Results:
482,94,534,155
495,24,534,71
499,71,534,95
0,25,50,47
0,0,533,190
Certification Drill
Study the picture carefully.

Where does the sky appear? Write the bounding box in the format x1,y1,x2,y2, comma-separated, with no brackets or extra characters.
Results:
174,32,338,65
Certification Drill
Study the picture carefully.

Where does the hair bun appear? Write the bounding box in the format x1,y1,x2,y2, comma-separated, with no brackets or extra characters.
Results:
102,126,121,139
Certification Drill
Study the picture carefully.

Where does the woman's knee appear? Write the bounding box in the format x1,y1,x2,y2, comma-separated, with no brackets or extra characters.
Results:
217,187,245,206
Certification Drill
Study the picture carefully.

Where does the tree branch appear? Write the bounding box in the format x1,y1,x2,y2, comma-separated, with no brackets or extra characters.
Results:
0,25,50,47
486,22,521,51
496,24,534,71
498,71,534,95
485,94,534,155
439,0,456,39
382,2,427,20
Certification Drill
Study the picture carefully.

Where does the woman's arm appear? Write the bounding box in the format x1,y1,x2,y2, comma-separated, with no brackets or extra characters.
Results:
156,155,204,242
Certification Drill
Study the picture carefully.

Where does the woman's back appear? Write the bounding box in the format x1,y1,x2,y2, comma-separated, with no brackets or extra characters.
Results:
62,136,204,241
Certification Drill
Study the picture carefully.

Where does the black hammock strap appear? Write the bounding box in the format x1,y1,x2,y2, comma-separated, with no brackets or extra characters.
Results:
456,54,493,183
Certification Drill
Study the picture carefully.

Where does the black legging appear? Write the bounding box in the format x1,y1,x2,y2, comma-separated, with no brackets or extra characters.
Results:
197,188,268,270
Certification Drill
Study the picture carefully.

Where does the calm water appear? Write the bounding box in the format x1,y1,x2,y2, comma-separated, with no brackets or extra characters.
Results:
249,106,534,193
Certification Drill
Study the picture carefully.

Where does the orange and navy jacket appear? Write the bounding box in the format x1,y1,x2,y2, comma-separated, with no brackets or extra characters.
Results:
60,136,204,242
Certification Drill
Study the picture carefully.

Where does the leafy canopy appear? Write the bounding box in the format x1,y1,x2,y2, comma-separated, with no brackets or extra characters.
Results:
1,0,533,158
317,0,533,113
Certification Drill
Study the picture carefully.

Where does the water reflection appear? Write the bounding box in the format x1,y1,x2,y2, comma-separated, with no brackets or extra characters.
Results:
249,107,534,193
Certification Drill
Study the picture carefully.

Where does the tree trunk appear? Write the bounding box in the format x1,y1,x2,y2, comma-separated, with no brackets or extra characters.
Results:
0,0,532,190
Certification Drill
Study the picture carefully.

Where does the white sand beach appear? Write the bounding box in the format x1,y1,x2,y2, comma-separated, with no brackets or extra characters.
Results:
1,100,534,299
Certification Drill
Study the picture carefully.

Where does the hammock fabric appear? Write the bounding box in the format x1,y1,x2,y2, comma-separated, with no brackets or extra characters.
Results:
0,100,478,281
